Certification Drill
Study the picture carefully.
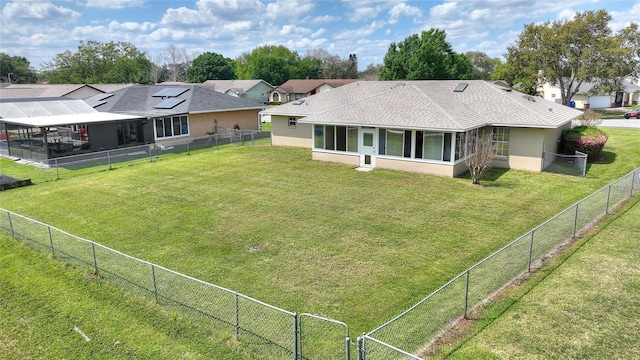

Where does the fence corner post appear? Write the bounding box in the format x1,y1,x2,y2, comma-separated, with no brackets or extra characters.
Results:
293,312,298,360
464,270,470,319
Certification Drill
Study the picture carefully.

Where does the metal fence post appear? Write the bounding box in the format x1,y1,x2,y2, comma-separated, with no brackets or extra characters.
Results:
48,226,55,257
346,336,351,360
464,270,470,319
186,141,190,155
631,170,637,197
292,312,298,360
605,184,612,214
91,242,98,274
148,144,153,162
151,264,158,302
357,336,365,360
107,150,112,170
573,203,579,238
527,230,535,272
55,158,60,180
7,212,14,237
235,292,239,337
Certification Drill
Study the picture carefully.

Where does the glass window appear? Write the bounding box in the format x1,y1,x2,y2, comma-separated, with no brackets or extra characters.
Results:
347,127,358,152
173,116,182,136
314,125,324,149
443,133,452,162
386,129,404,157
180,116,189,135
415,131,424,158
403,130,412,158
378,129,386,154
423,132,443,160
325,126,335,150
336,126,347,151
163,117,172,137
155,119,164,138
493,127,509,157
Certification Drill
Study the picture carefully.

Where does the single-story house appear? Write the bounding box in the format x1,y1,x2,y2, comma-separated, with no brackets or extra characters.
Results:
199,79,274,104
91,84,264,143
261,80,584,177
539,78,640,109
0,97,145,162
268,79,357,103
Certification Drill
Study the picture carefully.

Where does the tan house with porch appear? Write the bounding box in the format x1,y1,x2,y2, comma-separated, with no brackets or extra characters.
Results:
261,80,583,177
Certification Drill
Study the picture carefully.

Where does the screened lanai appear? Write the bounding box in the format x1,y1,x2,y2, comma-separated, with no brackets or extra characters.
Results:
0,97,146,162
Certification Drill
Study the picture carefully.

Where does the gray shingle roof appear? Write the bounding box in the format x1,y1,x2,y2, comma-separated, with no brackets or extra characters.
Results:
94,84,263,117
263,80,583,131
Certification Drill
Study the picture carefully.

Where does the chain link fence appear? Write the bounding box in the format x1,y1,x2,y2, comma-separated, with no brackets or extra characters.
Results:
542,150,588,177
0,130,269,183
0,209,301,359
358,167,640,359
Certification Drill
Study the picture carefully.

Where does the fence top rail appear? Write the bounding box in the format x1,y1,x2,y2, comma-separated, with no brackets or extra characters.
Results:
361,335,423,360
1,207,295,317
544,151,587,159
300,313,350,336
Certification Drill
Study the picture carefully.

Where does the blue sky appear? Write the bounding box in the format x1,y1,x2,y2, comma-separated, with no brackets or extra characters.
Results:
0,0,638,72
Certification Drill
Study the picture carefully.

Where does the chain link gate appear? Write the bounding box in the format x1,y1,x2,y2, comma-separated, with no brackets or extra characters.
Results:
298,313,350,359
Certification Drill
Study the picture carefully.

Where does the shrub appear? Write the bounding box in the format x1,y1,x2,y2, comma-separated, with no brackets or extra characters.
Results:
562,126,608,162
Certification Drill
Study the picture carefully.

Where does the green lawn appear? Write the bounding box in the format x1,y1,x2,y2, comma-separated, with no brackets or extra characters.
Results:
0,128,638,344
0,234,252,359
442,194,640,359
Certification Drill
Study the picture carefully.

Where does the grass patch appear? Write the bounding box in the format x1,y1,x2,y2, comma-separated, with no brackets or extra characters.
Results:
0,128,638,352
441,195,640,359
0,234,252,359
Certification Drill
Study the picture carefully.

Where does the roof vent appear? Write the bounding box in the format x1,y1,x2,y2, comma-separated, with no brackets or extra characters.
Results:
523,95,536,102
292,99,305,105
453,82,468,92
391,83,405,89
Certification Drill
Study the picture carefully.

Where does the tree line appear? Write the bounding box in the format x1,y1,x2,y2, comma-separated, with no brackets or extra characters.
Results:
1,9,637,102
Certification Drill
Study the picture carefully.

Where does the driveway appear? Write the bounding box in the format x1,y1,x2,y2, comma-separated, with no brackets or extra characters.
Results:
598,119,640,128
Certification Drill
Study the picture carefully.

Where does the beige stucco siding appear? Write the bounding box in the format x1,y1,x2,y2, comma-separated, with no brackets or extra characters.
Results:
376,157,457,177
312,152,359,166
189,110,260,137
544,122,570,153
271,115,312,147
499,127,545,172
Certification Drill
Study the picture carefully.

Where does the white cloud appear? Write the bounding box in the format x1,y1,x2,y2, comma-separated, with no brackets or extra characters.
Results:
2,1,81,23
265,0,315,21
280,24,312,36
108,20,156,32
85,0,146,9
196,0,266,21
388,3,422,25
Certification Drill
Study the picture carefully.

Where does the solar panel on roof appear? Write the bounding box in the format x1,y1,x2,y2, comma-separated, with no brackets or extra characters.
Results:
153,98,185,109
453,82,468,92
152,87,189,97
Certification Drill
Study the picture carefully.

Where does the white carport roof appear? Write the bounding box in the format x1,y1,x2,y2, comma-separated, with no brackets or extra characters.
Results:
0,97,144,127
2,112,143,128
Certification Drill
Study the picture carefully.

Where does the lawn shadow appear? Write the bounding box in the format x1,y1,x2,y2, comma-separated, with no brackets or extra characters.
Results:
592,151,616,165
457,168,510,187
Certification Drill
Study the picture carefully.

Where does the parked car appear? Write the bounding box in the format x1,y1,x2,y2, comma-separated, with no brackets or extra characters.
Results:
624,108,640,119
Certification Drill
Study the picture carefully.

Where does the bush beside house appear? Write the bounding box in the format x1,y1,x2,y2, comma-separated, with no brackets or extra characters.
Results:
562,126,608,161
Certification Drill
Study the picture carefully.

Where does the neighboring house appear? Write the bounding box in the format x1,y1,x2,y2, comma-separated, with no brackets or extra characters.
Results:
0,97,145,162
539,78,640,109
91,84,263,143
268,79,357,103
200,80,274,104
261,80,583,177
0,83,134,99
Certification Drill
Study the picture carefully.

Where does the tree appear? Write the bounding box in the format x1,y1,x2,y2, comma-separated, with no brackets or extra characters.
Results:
157,44,193,82
505,10,640,105
301,49,358,79
379,29,473,80
235,45,300,85
465,51,502,80
43,41,152,84
187,52,235,83
358,63,382,80
464,131,497,185
0,53,38,83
